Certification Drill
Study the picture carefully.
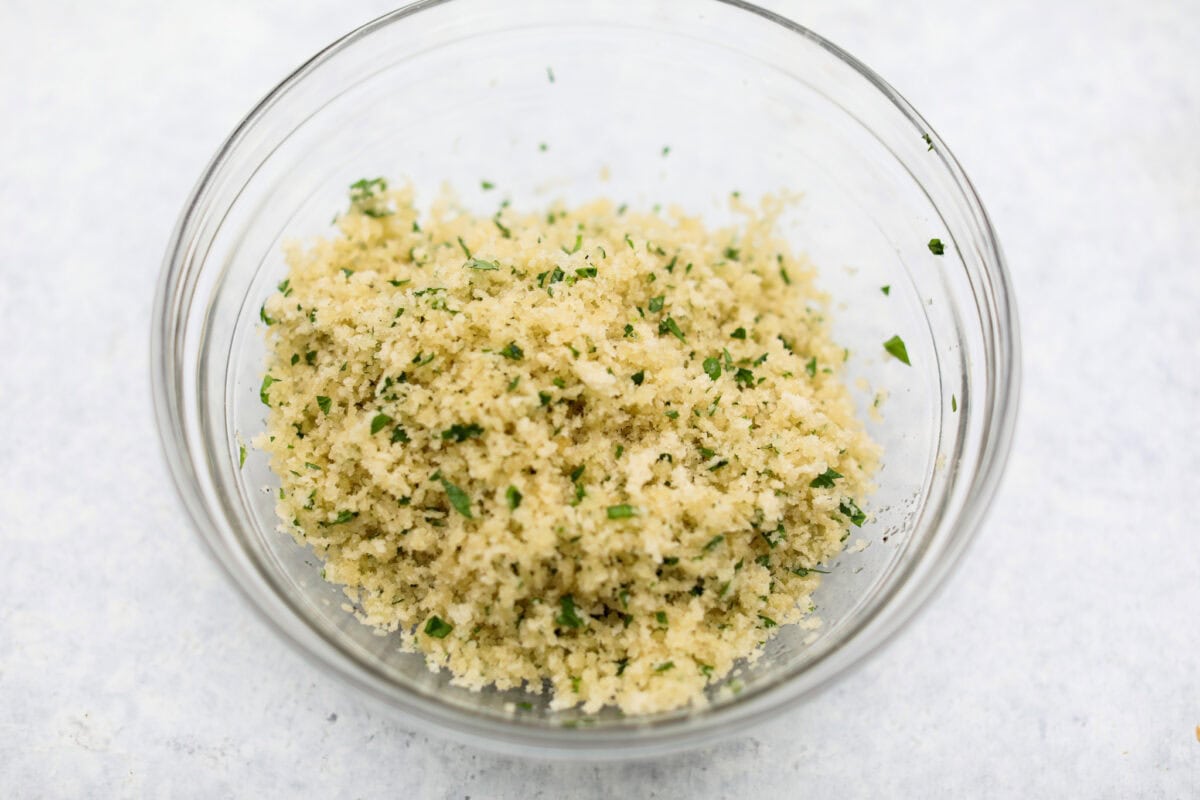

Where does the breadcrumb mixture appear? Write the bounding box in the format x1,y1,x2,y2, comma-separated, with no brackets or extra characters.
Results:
256,181,877,714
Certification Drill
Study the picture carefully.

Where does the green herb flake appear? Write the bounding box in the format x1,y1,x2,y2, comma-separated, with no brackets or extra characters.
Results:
655,611,668,626
810,467,843,488
623,323,635,338
791,566,831,577
437,476,473,518
238,444,246,468
327,510,357,526
665,410,680,420
883,334,911,366
780,266,792,285
662,145,671,157
457,236,472,258
881,285,891,295
424,616,453,638
730,327,747,340
506,485,523,510
481,180,495,190
259,304,275,326
658,316,686,342
370,414,393,434
734,367,755,388
259,375,278,406
556,595,584,629
441,422,484,442
464,258,500,271
723,247,740,261
316,395,332,415
758,614,778,628
498,341,524,361
655,661,675,673
506,376,520,392
839,499,867,527
703,534,724,552
305,351,317,366
391,426,410,444
624,233,635,250
951,394,958,412
805,357,817,378
630,370,645,386
648,295,665,313
928,238,945,255
923,132,934,150
703,356,722,381
606,504,640,520
546,66,555,83
563,233,582,255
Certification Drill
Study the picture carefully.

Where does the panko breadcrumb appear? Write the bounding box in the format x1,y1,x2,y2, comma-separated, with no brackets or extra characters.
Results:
256,180,878,714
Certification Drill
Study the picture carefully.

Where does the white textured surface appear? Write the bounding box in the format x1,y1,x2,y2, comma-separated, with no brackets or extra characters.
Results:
2,0,1198,796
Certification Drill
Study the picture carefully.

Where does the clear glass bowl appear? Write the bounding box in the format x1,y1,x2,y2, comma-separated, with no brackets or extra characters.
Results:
152,0,1020,758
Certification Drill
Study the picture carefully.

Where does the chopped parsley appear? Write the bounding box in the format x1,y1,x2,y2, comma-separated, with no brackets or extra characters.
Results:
481,180,495,190
703,356,722,381
703,534,725,552
606,504,640,520
723,247,740,261
806,357,817,378
238,444,246,468
780,266,792,285
881,285,891,295
424,616,453,638
436,475,473,518
658,316,685,342
370,414,393,434
259,375,278,406
734,367,755,388
758,614,778,628
810,468,842,488
259,304,274,326
730,327,747,340
390,426,410,444
654,661,675,673
563,233,582,255
556,595,584,629
662,145,671,157
951,394,958,412
325,510,357,526
457,236,472,258
923,132,934,150
498,341,524,360
839,499,866,527
464,258,500,271
631,370,645,386
655,611,668,627
883,335,911,365
506,485,522,510
316,395,331,415
441,422,484,442
546,66,555,83
791,566,831,577
928,238,945,255
648,295,665,313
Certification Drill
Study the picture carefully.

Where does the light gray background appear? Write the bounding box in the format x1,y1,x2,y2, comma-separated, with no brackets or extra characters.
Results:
2,0,1197,797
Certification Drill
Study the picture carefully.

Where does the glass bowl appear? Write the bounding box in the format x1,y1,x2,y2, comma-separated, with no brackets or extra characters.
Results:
152,0,1020,758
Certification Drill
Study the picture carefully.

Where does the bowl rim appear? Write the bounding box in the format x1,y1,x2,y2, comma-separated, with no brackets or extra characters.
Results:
152,0,1021,758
